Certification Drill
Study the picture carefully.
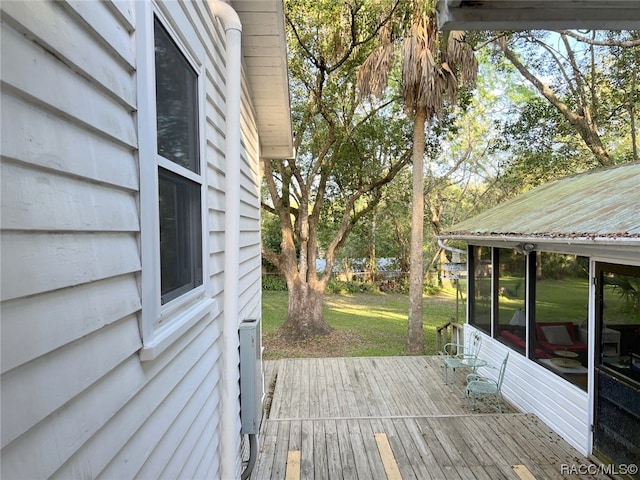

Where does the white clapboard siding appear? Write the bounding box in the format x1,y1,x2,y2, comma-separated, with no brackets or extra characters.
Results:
0,93,138,191
1,1,143,476
50,316,221,480
100,344,220,479
62,0,136,67
202,0,231,308
105,0,135,33
0,354,144,479
1,232,141,301
1,315,142,449
237,79,262,324
2,315,221,480
150,364,222,479
1,161,139,232
1,275,141,374
470,329,590,455
1,0,135,107
1,24,136,148
155,0,205,68
0,0,268,477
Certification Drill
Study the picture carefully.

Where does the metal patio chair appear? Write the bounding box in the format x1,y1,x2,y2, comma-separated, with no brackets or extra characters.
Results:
466,352,510,413
443,330,483,390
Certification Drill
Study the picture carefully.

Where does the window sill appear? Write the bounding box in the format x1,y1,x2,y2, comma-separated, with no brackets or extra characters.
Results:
139,297,218,361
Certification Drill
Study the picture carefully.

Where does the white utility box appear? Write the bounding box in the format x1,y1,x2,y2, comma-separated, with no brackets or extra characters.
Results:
239,319,264,434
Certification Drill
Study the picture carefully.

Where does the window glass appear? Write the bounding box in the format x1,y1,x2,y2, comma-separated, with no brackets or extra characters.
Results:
154,17,199,173
497,248,526,353
599,266,640,386
471,246,492,335
159,169,202,305
154,17,202,306
533,253,589,391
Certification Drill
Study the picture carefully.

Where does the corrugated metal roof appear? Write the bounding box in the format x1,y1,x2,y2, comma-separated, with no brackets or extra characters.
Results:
443,162,640,242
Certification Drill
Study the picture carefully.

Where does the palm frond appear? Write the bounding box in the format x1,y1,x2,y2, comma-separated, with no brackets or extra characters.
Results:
357,42,394,100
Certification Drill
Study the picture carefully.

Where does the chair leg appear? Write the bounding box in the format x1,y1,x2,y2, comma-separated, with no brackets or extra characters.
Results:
466,390,476,411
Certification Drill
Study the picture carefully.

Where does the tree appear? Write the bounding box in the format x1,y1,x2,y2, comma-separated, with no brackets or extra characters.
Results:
262,0,411,341
358,0,477,354
493,30,640,171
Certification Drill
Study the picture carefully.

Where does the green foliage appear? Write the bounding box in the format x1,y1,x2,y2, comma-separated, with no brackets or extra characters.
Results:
261,210,284,271
262,275,288,291
607,275,640,315
423,283,443,296
540,254,589,280
487,30,640,190
493,96,599,192
326,279,376,294
263,0,414,313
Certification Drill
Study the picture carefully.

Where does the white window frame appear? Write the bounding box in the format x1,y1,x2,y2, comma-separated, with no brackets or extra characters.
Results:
136,3,214,361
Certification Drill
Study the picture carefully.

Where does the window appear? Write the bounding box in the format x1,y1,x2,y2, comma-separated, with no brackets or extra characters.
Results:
154,18,200,174
495,248,527,353
154,17,203,305
497,248,526,331
158,169,202,304
597,263,640,385
532,253,589,391
469,245,591,391
470,246,492,335
137,7,211,360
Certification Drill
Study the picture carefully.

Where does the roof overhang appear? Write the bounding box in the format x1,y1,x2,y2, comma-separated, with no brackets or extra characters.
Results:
437,0,640,31
232,0,294,159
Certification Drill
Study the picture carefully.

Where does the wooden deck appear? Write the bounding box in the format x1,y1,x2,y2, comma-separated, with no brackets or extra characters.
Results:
251,356,612,480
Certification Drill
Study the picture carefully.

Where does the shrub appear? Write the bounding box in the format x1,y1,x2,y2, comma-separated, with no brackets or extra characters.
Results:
327,279,375,294
262,275,287,291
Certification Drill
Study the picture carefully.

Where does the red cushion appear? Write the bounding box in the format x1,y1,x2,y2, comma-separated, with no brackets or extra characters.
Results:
535,321,587,352
501,330,554,358
536,321,576,342
502,330,526,348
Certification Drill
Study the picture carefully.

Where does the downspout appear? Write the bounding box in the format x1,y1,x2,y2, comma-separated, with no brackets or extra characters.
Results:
208,2,244,479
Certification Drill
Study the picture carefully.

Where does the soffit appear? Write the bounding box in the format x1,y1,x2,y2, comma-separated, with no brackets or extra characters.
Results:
231,0,294,159
442,163,640,243
437,0,640,30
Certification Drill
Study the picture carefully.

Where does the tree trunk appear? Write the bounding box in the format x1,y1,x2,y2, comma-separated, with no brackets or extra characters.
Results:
279,277,332,342
406,107,426,355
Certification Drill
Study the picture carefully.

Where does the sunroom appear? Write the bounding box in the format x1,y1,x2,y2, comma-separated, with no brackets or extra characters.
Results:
439,162,640,471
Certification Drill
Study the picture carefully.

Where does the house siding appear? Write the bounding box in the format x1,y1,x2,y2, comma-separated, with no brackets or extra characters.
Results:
470,333,591,455
1,1,263,479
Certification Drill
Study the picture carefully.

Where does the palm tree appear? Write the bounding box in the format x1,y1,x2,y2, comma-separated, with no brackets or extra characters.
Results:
357,0,477,354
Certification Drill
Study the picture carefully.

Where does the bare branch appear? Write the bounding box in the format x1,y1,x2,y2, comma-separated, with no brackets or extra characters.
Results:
498,38,613,166
558,30,640,48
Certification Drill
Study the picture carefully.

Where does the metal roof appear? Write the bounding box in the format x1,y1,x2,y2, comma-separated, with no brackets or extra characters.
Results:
232,0,294,159
442,162,640,243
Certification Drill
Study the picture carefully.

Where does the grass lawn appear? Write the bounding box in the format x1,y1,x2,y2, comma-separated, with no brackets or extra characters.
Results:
262,288,465,360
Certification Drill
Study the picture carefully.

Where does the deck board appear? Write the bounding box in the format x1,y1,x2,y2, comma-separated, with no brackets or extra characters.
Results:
252,357,610,479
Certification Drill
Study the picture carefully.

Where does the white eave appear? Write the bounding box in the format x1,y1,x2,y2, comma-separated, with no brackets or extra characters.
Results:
231,0,294,159
437,0,640,31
